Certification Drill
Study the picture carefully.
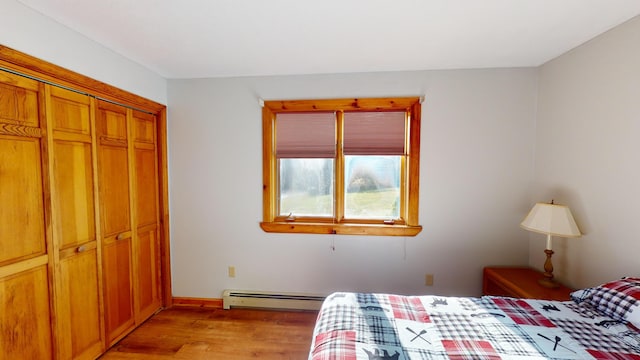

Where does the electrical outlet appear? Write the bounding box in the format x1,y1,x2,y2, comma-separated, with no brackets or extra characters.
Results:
425,274,434,286
228,266,236,278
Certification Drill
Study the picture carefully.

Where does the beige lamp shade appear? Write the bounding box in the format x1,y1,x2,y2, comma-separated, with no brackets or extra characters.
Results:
520,202,582,238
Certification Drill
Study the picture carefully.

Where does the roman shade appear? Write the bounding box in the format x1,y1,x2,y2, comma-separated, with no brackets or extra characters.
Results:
343,111,406,155
275,112,336,158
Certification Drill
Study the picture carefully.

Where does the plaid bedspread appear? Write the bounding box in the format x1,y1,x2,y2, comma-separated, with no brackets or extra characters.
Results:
308,292,640,360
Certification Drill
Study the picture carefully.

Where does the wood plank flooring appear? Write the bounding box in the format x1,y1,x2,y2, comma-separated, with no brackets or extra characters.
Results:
100,307,318,359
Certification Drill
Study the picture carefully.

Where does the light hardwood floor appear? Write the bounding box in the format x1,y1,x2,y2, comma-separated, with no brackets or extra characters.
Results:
100,307,318,359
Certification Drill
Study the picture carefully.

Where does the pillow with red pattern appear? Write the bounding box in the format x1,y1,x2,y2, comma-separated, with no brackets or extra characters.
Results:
571,277,640,328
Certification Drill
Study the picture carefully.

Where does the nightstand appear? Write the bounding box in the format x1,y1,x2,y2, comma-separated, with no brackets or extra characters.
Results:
483,266,573,301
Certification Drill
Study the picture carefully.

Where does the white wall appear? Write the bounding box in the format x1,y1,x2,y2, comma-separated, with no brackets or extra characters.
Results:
1,0,537,300
533,16,640,289
168,68,538,298
17,0,636,298
0,0,167,104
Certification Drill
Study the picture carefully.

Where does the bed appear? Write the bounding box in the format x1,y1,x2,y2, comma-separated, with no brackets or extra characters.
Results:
308,277,640,359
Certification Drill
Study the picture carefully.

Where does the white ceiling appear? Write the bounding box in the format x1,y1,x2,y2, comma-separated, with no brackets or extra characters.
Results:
16,0,640,79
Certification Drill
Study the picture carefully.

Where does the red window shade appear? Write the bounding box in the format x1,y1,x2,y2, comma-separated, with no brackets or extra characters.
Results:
276,112,336,158
344,111,406,155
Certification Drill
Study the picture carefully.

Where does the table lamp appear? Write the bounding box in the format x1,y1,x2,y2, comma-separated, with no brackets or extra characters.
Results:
520,200,581,288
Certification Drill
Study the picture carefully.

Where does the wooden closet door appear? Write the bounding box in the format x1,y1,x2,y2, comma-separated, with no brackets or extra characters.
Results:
45,86,104,359
96,100,135,345
0,72,53,359
132,110,162,322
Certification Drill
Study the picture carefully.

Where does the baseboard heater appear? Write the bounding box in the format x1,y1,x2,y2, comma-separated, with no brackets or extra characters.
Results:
222,290,325,311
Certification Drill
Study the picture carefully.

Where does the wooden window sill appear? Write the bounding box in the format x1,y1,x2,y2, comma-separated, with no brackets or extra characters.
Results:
260,221,422,236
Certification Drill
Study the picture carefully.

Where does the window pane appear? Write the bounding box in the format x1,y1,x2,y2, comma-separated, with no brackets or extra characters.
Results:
279,158,334,217
344,156,400,219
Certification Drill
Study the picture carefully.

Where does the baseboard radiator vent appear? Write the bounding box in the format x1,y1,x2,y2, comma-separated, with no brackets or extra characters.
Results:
222,290,325,311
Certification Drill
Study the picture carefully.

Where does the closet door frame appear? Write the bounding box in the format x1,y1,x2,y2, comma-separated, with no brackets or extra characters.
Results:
0,45,173,308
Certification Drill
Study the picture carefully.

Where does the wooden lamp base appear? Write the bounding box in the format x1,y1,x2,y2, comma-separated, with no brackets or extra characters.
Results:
538,277,560,288
538,249,560,288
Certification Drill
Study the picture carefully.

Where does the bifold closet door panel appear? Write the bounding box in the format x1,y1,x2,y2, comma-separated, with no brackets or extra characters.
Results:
0,72,53,359
46,85,104,359
132,110,162,322
96,100,135,345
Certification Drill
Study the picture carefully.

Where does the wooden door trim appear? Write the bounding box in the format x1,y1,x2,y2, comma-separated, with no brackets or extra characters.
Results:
0,45,164,113
157,108,173,307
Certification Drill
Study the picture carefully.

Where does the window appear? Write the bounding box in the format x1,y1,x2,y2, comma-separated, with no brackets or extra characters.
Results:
261,97,422,236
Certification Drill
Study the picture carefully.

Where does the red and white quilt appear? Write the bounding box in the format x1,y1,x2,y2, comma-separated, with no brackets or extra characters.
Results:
308,292,640,360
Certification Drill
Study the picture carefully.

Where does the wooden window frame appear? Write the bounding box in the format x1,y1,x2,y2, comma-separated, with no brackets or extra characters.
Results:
260,97,422,236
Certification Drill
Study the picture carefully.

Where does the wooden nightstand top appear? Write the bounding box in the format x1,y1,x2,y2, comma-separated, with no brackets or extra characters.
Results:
483,266,573,301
